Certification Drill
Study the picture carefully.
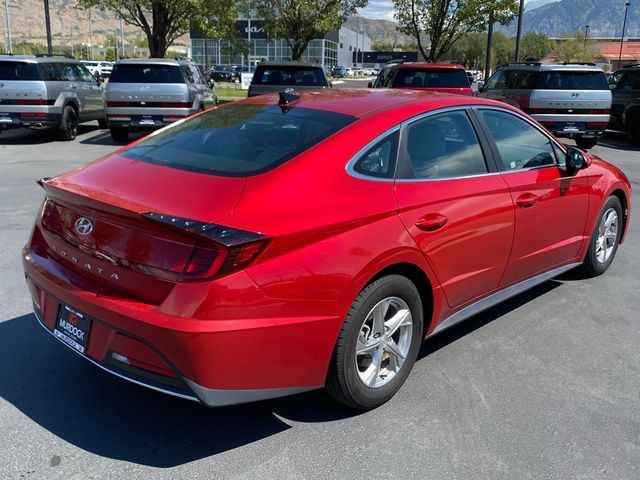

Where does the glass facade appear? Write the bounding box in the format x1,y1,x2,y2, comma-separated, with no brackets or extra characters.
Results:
191,38,338,69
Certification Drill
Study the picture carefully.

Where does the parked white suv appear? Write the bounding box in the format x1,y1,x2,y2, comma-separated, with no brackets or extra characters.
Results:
479,63,611,149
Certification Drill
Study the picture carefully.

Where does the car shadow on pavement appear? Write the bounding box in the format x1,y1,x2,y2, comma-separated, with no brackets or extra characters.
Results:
418,280,562,361
79,130,146,146
0,126,101,145
598,131,640,152
1,281,563,467
0,313,358,467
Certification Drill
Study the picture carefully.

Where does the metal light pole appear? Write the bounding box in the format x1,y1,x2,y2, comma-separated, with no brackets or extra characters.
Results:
44,0,52,55
120,17,124,58
514,0,525,61
485,19,494,80
618,1,631,68
3,0,11,53
584,25,589,49
88,8,94,60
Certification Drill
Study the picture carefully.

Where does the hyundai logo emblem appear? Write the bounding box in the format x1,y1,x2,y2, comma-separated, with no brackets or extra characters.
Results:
74,217,93,236
570,92,580,97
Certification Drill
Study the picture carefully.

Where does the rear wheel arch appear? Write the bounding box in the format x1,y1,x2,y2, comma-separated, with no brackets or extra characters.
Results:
363,262,435,339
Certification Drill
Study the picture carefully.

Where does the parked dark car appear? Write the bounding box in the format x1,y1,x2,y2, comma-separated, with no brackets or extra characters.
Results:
210,66,234,83
370,62,473,96
248,62,330,97
607,64,640,146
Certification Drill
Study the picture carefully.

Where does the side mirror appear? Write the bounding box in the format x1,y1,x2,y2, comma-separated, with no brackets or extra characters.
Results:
367,81,373,88
564,145,590,172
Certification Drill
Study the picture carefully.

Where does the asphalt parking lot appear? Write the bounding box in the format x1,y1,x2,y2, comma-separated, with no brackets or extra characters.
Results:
0,123,639,480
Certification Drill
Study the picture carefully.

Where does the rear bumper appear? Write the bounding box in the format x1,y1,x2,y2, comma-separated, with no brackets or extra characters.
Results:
107,108,196,130
0,111,61,129
22,244,343,406
532,113,610,138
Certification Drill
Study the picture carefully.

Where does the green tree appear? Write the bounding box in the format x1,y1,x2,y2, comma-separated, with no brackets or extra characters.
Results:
520,31,551,61
554,31,597,63
491,31,515,68
78,0,239,58
393,0,518,62
253,0,368,61
447,31,486,68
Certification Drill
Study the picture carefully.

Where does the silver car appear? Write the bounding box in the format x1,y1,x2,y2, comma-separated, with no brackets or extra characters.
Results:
479,63,611,149
105,58,217,142
0,55,107,140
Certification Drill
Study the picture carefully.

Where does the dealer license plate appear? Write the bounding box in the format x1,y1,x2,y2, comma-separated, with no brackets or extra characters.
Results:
54,304,92,354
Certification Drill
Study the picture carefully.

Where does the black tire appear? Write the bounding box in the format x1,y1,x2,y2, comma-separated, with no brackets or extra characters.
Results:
627,116,640,147
325,275,423,409
97,117,108,129
110,127,129,143
575,137,598,150
57,105,78,141
580,196,623,277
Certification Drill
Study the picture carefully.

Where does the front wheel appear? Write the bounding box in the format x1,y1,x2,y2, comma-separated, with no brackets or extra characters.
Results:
580,196,623,277
325,275,423,409
575,137,598,150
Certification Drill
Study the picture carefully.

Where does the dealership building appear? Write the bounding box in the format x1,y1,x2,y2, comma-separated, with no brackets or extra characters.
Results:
190,20,372,69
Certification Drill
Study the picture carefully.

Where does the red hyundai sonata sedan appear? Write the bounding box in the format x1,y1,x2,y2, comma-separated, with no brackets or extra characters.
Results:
23,89,631,409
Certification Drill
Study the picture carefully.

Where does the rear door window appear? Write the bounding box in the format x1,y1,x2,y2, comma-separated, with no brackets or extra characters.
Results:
537,70,608,90
109,64,185,83
501,70,538,89
393,69,469,88
0,61,42,80
120,105,356,176
400,110,487,179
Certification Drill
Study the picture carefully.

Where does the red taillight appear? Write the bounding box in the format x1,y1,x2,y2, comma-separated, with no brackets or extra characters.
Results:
21,112,47,118
142,212,269,281
19,99,53,105
162,102,192,108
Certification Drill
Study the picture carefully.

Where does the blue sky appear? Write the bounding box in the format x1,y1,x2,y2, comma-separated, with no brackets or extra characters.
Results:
358,0,556,21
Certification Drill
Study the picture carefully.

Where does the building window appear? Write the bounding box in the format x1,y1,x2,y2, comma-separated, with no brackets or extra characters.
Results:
349,46,352,51
340,43,343,49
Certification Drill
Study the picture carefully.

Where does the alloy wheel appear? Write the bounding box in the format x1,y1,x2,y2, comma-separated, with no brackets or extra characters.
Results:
595,208,618,264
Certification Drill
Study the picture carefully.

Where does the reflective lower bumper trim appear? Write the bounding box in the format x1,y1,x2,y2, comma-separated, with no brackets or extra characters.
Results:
33,307,321,407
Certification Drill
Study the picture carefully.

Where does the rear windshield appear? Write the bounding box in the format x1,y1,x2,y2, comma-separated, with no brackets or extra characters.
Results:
393,68,470,88
109,64,184,83
0,62,42,81
251,66,328,87
120,104,356,176
537,70,608,90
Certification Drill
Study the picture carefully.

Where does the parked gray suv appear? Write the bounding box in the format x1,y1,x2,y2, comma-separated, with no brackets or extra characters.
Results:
0,54,107,140
479,63,611,149
105,58,217,142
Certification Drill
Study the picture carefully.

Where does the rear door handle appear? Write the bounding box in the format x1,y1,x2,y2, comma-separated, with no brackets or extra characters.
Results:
415,213,448,232
515,192,538,208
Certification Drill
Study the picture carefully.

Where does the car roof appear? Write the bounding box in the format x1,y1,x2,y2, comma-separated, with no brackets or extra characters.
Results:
115,58,190,66
235,89,510,118
390,62,465,70
499,63,604,72
256,62,322,68
0,54,78,64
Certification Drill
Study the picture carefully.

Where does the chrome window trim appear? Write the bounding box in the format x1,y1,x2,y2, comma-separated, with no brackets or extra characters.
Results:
345,104,570,183
472,105,568,159
345,125,401,183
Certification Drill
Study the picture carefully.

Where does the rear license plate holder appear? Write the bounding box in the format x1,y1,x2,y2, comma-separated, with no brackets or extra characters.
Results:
54,304,92,354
